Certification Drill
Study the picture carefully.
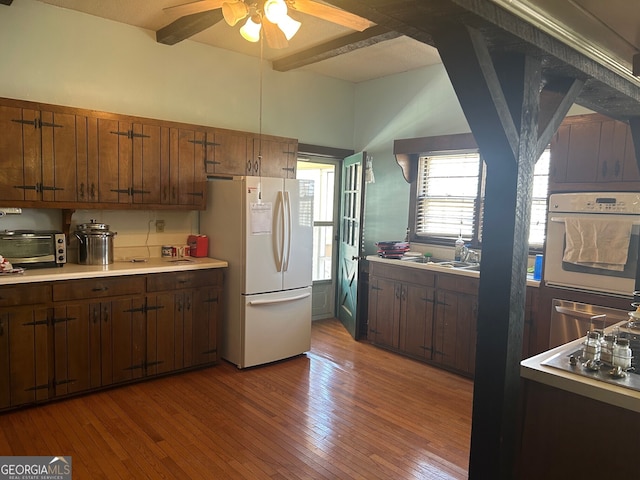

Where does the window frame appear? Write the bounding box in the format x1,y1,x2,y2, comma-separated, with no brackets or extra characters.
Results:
407,141,549,254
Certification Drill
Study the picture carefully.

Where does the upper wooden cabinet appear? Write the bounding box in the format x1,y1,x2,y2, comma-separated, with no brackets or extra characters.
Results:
549,113,640,192
0,105,78,203
0,96,298,210
251,136,298,178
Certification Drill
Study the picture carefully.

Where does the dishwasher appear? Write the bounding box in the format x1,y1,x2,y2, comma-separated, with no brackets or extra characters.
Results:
548,299,629,348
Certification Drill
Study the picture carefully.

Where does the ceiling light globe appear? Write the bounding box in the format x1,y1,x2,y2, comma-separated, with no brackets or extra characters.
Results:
264,0,287,24
277,14,301,40
240,16,262,42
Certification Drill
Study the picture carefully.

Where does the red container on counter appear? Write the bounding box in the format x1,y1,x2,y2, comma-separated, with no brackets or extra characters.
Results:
188,234,208,257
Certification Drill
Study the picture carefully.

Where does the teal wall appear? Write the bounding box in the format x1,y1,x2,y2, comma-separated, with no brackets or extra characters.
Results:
353,65,471,254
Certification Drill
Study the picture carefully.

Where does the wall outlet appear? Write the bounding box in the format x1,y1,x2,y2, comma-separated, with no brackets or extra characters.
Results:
156,220,165,233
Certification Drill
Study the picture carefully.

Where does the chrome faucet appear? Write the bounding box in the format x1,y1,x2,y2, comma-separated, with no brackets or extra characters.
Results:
462,248,480,264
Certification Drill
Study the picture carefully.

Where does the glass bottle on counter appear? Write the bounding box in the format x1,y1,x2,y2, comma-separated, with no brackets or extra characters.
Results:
612,338,632,370
582,331,601,362
600,334,616,365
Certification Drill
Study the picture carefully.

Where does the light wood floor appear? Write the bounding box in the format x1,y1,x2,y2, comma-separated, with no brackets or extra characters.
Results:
0,319,473,479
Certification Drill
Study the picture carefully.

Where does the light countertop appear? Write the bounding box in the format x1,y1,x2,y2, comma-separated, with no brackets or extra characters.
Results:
0,257,228,285
367,255,541,287
521,326,640,413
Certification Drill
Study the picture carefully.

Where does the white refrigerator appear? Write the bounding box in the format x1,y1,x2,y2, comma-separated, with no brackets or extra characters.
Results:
200,176,314,368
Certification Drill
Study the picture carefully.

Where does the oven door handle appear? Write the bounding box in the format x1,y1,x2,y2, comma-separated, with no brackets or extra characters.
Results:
551,216,640,225
554,306,607,320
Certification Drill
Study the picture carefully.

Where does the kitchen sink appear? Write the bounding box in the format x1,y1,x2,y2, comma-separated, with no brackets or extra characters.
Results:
434,261,480,270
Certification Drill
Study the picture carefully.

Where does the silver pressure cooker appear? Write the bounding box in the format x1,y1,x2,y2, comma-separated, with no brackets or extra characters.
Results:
74,219,117,265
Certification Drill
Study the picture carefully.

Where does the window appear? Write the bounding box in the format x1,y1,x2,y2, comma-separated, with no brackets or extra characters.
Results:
412,148,550,250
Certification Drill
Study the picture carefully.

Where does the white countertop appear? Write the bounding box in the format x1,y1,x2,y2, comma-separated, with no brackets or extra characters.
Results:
521,327,640,413
367,255,541,287
0,257,228,285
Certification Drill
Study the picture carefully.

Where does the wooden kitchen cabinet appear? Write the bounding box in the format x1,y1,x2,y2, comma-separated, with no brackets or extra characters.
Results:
53,303,91,396
87,117,165,205
433,274,478,376
0,105,78,203
0,283,52,409
0,307,51,409
367,263,436,359
250,136,298,178
549,113,640,192
204,128,249,177
166,127,207,208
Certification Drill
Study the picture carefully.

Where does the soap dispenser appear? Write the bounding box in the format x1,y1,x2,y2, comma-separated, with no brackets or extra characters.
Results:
454,234,464,261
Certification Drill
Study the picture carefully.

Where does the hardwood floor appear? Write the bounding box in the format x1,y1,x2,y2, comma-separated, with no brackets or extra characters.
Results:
0,319,472,479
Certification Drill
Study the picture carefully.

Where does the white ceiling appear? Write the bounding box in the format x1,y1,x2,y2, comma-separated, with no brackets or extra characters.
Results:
33,0,640,83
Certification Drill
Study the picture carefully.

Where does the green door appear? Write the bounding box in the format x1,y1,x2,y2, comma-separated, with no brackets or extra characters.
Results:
337,152,366,338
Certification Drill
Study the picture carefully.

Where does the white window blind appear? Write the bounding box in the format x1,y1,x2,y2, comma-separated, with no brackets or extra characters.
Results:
416,153,481,239
414,148,550,249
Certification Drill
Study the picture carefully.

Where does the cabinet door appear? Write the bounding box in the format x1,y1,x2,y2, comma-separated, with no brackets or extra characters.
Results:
434,290,478,375
208,129,248,176
622,125,640,182
89,302,110,388
255,138,297,178
175,128,206,207
132,123,162,205
109,297,146,384
77,115,98,203
89,117,122,204
53,304,91,396
7,307,50,407
191,286,220,365
596,120,626,182
0,105,27,202
400,284,435,360
40,110,78,203
146,293,176,376
565,122,601,183
0,313,9,409
368,276,400,349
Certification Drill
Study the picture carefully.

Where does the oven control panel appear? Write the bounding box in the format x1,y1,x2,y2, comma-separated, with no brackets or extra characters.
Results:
549,192,640,214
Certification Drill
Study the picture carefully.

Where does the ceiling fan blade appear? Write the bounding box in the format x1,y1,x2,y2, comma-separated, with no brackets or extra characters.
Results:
163,0,226,18
290,0,373,32
263,20,289,49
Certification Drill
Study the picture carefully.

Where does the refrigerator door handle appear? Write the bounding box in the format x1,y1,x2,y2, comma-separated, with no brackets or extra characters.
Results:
274,191,285,272
283,190,292,272
247,292,311,305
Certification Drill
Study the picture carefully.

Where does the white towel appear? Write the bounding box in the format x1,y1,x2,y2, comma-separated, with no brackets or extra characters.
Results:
562,218,632,271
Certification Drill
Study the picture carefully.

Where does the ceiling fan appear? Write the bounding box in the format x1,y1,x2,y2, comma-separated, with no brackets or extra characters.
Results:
158,0,374,48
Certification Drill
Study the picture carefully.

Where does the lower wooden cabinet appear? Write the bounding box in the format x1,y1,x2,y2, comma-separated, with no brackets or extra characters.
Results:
367,261,536,377
0,307,50,409
0,268,224,411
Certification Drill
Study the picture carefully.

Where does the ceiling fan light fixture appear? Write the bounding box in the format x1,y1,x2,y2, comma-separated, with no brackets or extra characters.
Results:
240,15,262,42
276,14,301,41
263,0,287,24
222,1,249,27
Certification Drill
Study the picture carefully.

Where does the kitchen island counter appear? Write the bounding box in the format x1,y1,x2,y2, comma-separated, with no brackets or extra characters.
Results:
520,326,640,413
0,257,228,285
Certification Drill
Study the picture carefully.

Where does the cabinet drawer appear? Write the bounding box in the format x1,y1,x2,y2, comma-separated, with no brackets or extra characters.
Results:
0,283,51,307
147,269,223,292
437,273,479,295
369,262,436,287
53,276,146,301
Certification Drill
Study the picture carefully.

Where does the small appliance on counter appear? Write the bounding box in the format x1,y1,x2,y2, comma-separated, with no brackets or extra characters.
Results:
0,230,66,269
74,220,116,265
187,234,208,257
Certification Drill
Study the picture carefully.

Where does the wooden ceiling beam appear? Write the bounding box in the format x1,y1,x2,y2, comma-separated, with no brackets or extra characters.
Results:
156,10,223,46
0,0,13,5
272,25,401,72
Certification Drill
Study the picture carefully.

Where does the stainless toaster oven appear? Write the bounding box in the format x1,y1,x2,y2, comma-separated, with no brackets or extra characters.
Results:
0,230,66,268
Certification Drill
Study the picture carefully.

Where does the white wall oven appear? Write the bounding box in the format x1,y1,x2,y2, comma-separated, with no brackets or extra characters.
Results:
545,192,640,298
